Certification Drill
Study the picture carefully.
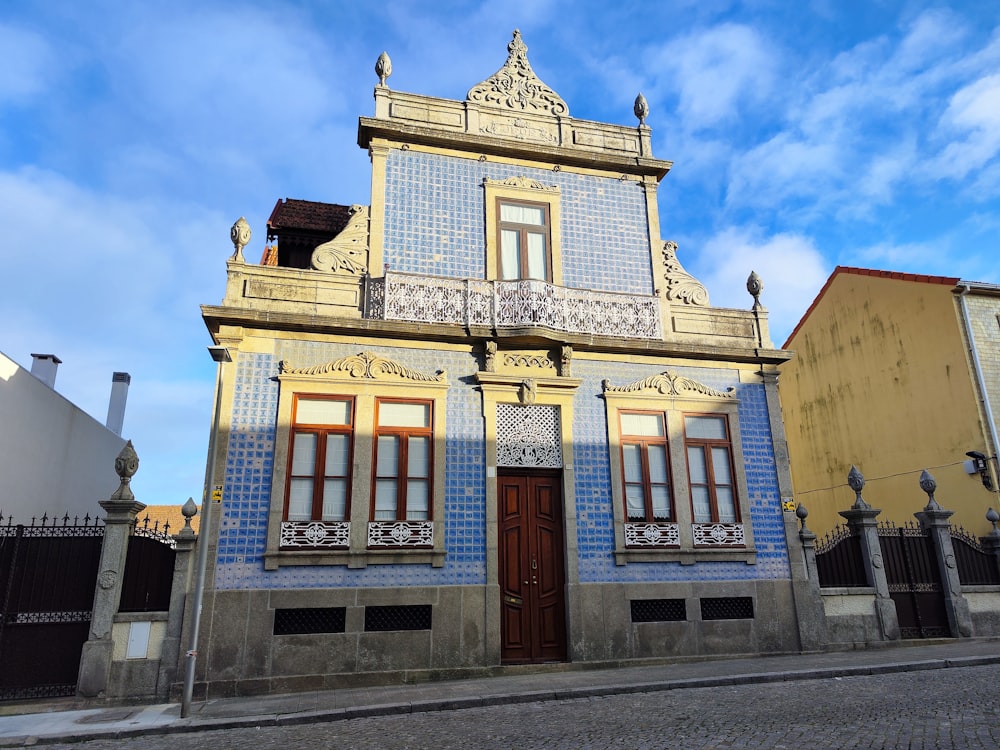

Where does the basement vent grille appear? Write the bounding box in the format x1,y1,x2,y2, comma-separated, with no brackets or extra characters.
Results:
364,604,432,632
273,607,346,635
700,597,754,621
630,599,686,623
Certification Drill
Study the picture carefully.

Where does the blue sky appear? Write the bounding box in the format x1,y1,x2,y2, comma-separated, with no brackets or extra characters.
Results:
4,1,1000,506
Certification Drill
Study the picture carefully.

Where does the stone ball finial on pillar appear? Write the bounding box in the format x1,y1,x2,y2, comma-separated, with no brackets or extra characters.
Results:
848,465,869,509
109,440,140,503
633,93,649,126
795,502,809,531
376,51,392,86
919,469,941,511
230,217,251,263
178,497,198,538
747,271,764,309
987,507,999,536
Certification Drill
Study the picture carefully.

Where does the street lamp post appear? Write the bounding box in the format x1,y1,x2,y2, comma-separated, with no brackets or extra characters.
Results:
181,345,232,718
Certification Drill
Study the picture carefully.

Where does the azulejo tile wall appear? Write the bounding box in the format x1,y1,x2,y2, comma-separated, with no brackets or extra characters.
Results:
571,359,791,583
215,344,487,590
216,346,790,591
382,150,654,295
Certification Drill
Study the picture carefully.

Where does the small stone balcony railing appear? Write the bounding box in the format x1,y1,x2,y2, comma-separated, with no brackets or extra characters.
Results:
364,271,663,340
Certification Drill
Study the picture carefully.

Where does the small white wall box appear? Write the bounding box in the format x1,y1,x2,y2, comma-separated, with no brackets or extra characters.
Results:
126,621,151,659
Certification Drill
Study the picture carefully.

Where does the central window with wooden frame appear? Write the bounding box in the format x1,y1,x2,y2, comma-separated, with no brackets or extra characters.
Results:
286,396,354,523
483,176,562,285
619,411,672,522
497,199,551,281
372,399,433,522
684,414,738,524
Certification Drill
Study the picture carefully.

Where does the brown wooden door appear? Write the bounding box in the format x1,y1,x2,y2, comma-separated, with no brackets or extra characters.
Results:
498,472,567,663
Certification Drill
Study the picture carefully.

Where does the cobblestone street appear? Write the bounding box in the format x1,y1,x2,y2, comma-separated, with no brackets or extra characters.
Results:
42,664,1000,750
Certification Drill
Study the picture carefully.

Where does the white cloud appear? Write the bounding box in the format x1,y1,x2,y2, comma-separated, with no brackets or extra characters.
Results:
691,228,830,345
0,24,54,101
931,73,1000,182
651,24,777,131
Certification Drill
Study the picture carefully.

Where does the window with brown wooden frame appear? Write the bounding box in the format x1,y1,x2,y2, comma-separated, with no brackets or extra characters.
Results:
372,398,433,522
619,410,673,522
684,414,738,523
285,395,354,524
497,198,551,281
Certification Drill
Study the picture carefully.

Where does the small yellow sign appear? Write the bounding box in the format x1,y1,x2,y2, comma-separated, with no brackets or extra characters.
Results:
782,499,796,512
212,485,223,502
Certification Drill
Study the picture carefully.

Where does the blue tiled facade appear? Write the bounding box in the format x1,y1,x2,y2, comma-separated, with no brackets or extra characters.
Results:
215,345,790,591
382,150,655,295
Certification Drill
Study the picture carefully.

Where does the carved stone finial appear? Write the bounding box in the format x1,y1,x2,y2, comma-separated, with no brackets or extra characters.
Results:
747,270,764,309
376,51,392,86
795,502,809,531
484,341,498,373
920,469,941,510
847,465,869,509
109,440,139,503
230,217,251,263
987,507,1000,536
634,93,649,126
466,30,568,116
178,497,198,538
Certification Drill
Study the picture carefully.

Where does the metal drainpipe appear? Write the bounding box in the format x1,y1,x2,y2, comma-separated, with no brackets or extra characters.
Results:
958,284,1000,486
181,345,231,718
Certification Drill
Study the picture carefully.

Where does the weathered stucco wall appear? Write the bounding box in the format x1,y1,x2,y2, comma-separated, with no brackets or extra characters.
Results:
781,272,992,536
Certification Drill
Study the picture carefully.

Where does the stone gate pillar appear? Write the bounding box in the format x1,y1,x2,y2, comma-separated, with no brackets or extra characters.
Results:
915,471,973,637
78,441,145,698
155,498,199,700
839,466,899,641
793,503,829,649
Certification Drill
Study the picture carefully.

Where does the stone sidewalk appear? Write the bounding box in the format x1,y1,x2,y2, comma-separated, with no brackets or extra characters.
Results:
2,639,998,747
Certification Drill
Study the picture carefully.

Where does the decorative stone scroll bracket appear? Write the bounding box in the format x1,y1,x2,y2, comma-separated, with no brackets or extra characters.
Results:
311,204,370,275
662,241,709,306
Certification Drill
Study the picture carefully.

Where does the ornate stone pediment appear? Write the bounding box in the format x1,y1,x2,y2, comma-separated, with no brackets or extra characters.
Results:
280,352,445,382
484,175,558,192
662,241,709,306
467,30,568,116
311,205,369,275
602,371,734,398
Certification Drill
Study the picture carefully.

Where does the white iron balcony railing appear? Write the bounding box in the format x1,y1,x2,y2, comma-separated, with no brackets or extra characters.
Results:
365,272,662,340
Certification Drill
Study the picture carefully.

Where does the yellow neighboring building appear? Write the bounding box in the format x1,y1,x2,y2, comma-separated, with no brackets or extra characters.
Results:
781,266,1000,537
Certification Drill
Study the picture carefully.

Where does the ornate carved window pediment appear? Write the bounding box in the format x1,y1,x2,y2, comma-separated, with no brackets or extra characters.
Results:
279,351,445,383
602,371,735,399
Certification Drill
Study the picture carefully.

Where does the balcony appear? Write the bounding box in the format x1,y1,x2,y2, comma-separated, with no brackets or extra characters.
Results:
364,271,663,340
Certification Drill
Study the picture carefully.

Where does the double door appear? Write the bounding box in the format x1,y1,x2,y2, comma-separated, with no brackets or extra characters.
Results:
498,472,567,663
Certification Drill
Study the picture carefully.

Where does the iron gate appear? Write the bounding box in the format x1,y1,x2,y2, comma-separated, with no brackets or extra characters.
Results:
0,515,104,700
877,522,949,639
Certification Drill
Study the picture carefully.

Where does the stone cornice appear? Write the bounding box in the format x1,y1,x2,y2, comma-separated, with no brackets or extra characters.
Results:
357,117,672,179
201,304,793,365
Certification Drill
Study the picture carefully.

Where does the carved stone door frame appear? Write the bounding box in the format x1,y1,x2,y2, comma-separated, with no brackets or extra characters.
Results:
477,367,581,665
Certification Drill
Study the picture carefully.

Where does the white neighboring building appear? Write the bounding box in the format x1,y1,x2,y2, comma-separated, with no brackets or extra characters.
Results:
0,350,129,519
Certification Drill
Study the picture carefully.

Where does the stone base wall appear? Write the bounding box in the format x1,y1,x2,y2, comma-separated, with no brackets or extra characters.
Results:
183,579,801,699
820,589,884,645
